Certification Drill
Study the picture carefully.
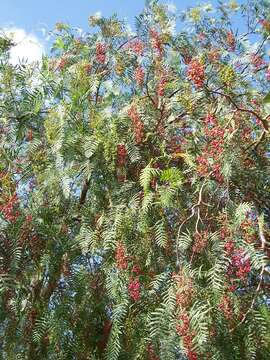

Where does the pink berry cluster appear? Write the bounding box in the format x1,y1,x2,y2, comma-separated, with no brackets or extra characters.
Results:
115,242,129,270
240,218,257,244
173,272,194,309
192,231,208,254
128,277,140,301
127,39,145,56
117,144,127,167
266,68,270,81
157,77,167,97
176,313,198,360
116,144,128,182
219,295,233,319
95,42,106,64
150,29,163,59
224,240,251,285
134,66,145,87
27,129,33,141
250,54,266,70
181,50,192,65
147,343,160,360
226,31,236,51
208,47,220,63
167,134,187,159
127,105,144,144
0,193,20,223
230,250,251,282
131,264,141,275
259,19,270,32
57,57,68,71
196,113,225,182
187,59,205,88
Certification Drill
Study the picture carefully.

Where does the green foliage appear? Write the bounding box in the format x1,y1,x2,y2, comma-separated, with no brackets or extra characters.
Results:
1,1,270,359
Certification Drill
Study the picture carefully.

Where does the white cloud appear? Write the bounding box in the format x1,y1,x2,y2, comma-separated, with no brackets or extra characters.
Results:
166,3,177,13
3,27,44,65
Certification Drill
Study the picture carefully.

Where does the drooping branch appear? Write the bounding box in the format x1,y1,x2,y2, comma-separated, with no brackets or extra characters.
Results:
207,88,269,132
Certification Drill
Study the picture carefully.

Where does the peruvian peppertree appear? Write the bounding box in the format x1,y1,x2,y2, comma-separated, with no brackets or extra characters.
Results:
1,1,270,359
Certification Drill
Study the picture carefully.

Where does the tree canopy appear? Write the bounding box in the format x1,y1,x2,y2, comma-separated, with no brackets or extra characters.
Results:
1,1,270,359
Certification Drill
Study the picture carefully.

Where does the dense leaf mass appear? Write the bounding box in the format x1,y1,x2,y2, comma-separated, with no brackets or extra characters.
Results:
1,1,270,359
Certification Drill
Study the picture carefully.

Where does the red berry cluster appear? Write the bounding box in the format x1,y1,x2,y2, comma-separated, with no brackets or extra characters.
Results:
266,68,270,81
259,19,270,32
157,77,167,97
128,277,140,301
208,48,220,63
231,250,251,282
84,63,92,75
240,218,257,244
192,231,208,254
150,29,163,59
147,344,160,360
29,233,42,259
127,105,144,144
0,193,20,223
224,241,251,284
117,144,127,167
131,264,141,275
181,50,192,65
57,57,68,70
176,313,197,360
219,295,233,319
173,272,194,309
187,59,205,88
115,242,128,270
204,113,217,126
196,114,225,182
224,239,234,254
96,42,106,64
167,135,186,159
27,129,33,141
127,39,145,56
250,54,266,70
134,66,145,87
198,32,206,41
226,31,236,51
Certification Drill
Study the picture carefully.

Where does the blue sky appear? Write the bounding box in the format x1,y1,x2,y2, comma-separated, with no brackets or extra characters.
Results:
0,0,201,63
0,0,200,34
1,0,247,64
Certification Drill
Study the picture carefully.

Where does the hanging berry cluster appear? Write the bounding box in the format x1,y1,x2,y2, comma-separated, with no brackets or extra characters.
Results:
127,39,145,56
226,31,236,51
266,67,270,81
250,53,266,70
57,57,68,71
0,194,20,223
127,105,144,144
192,231,208,254
147,343,160,360
176,313,198,360
173,272,195,309
128,277,141,301
117,144,127,167
187,59,205,88
150,29,163,59
219,295,234,320
116,144,127,182
229,249,251,283
208,47,220,63
157,76,167,97
196,113,226,182
134,66,145,87
115,242,129,270
95,42,106,64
